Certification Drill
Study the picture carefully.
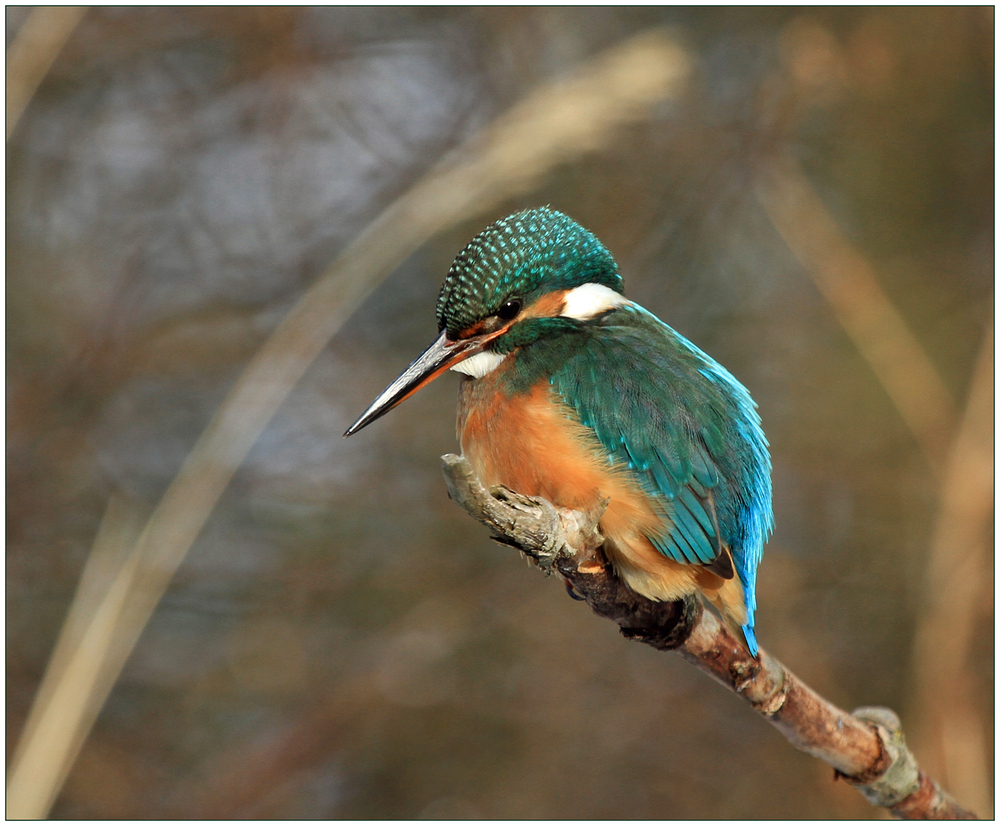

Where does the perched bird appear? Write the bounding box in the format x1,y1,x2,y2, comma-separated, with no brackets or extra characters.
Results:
345,207,772,655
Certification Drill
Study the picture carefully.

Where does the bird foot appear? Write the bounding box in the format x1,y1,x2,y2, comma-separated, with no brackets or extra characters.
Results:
576,558,605,574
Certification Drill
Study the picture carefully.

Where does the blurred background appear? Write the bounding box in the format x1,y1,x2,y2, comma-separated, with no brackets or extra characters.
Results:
6,6,993,819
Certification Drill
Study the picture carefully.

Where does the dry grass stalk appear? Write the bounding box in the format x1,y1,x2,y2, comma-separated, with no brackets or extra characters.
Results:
6,6,88,141
910,326,994,818
755,155,957,474
7,29,692,817
7,497,144,818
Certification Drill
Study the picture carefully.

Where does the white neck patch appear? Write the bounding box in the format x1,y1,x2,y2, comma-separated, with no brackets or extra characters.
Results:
450,350,506,378
560,283,630,320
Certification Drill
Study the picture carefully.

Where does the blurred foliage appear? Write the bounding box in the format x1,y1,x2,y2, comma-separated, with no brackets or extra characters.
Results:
6,6,993,818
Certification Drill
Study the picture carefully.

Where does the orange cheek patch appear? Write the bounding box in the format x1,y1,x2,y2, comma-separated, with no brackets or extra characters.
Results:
520,291,568,321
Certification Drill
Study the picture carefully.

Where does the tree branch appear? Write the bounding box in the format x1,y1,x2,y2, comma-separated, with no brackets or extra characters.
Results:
441,454,976,820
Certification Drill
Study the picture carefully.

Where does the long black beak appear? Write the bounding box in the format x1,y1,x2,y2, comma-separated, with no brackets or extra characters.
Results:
343,331,485,436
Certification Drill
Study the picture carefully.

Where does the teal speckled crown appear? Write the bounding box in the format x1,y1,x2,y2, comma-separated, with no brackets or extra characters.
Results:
436,207,623,338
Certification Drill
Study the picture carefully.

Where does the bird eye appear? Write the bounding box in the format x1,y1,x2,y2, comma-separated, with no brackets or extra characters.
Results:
496,298,522,321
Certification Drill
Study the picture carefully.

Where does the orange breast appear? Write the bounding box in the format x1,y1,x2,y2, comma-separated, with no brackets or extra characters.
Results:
456,371,735,608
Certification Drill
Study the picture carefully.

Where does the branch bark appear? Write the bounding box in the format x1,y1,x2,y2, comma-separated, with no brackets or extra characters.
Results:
441,453,976,820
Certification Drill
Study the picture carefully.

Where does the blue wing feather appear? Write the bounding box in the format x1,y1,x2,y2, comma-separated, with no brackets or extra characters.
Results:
541,304,773,654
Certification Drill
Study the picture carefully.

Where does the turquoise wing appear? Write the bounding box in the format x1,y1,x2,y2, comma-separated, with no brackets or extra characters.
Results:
543,305,773,650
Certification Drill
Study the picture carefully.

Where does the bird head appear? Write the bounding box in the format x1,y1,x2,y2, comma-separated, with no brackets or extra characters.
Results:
344,207,625,436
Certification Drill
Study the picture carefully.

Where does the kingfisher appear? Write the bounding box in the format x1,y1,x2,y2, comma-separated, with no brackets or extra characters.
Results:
345,207,772,655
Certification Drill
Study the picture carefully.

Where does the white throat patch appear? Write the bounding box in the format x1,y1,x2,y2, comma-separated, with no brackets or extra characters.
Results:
450,350,506,378
560,283,630,320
